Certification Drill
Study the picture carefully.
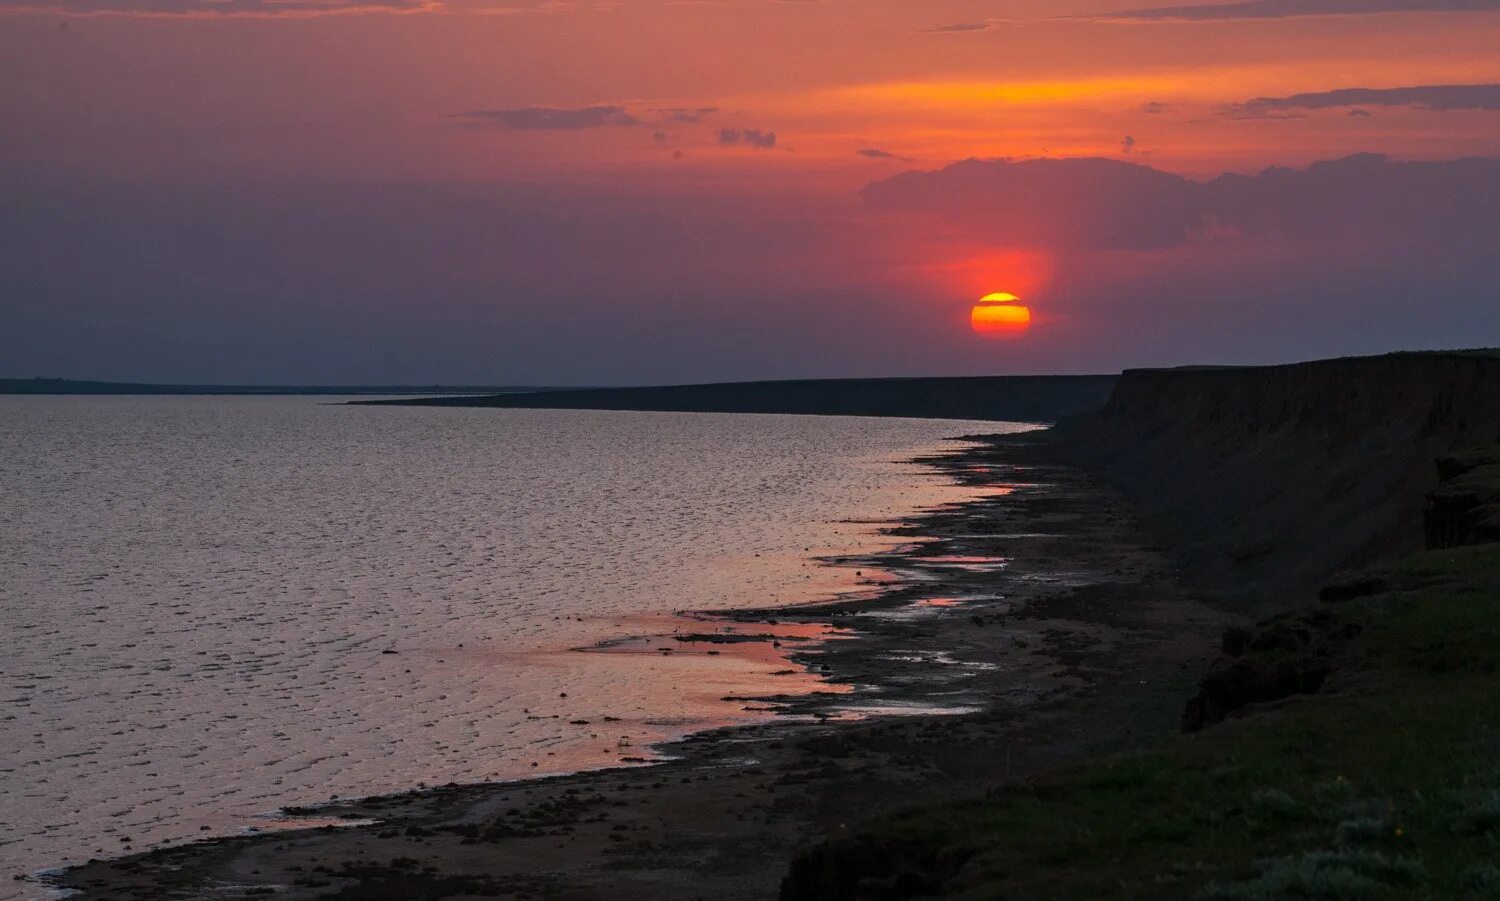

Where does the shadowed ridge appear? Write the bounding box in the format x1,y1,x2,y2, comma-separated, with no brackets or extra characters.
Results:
1050,350,1500,609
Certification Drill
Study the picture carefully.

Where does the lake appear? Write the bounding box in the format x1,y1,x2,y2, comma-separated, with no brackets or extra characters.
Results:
0,397,1028,893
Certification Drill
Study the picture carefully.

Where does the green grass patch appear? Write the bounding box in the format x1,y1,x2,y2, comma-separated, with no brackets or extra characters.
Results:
808,542,1500,899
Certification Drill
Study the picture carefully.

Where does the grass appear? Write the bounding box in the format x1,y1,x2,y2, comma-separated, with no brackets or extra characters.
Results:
796,541,1500,899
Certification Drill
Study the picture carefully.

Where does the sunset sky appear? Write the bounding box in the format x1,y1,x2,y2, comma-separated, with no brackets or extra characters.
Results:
4,0,1499,383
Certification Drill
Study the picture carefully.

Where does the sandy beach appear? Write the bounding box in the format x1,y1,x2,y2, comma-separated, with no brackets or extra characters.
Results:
47,431,1229,899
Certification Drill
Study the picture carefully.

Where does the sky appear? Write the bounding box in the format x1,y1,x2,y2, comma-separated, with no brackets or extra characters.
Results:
2,0,1499,384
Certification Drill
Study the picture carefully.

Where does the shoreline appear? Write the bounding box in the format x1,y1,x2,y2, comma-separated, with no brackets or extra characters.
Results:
46,432,1232,899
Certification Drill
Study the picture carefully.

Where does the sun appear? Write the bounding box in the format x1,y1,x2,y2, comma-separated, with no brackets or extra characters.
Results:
971,293,1032,337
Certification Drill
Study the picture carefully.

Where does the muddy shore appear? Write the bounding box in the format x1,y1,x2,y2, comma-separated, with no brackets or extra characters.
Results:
48,433,1231,900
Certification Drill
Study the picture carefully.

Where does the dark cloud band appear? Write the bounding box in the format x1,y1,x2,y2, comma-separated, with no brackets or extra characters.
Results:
861,153,1500,251
1236,84,1500,114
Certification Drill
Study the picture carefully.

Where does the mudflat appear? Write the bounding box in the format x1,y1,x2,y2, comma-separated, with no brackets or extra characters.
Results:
48,434,1228,900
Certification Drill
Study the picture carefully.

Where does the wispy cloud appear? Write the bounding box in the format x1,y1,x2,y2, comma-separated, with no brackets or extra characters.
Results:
919,20,998,33
1083,0,1500,22
449,106,641,130
1234,84,1500,115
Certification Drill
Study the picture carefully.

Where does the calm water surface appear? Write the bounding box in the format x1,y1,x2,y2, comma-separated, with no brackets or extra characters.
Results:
0,397,1028,894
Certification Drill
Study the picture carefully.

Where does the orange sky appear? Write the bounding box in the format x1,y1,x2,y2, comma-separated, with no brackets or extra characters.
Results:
6,1,1500,186
3,1,1499,382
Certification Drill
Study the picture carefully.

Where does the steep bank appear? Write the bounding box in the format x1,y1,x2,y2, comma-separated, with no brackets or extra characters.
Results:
358,375,1119,424
1053,351,1500,609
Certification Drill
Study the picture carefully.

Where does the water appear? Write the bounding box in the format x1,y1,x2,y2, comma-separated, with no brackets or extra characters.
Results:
0,396,1029,893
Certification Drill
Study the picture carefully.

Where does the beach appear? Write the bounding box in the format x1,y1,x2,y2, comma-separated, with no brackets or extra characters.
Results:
47,431,1227,899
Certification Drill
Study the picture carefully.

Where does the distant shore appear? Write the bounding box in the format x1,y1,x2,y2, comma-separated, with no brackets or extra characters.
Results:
0,378,564,396
46,433,1224,899
354,375,1120,423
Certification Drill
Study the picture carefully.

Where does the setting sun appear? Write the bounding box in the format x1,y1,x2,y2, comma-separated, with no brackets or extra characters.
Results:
971,293,1032,338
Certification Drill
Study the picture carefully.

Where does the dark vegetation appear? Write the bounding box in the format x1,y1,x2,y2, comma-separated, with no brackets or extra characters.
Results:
783,539,1500,899
360,375,1120,424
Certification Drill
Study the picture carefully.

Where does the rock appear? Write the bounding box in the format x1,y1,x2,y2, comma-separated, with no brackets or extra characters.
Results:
1319,575,1389,604
1182,656,1330,732
1182,610,1353,732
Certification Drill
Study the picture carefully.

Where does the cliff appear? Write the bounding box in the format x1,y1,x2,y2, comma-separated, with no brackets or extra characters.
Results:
781,351,1500,900
1053,351,1500,609
360,375,1119,424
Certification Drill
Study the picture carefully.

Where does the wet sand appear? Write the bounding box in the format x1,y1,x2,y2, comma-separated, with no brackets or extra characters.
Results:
47,433,1231,900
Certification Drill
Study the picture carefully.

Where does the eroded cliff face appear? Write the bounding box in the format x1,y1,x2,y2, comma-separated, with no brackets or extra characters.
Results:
1053,352,1500,609
1427,446,1500,550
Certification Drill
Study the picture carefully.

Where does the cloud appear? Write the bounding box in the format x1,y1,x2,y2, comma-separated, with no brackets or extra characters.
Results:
1141,102,1172,114
449,105,640,130
718,128,778,149
658,107,720,123
1233,84,1500,116
1084,0,1500,22
860,153,1500,252
1122,135,1137,154
863,157,1201,250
